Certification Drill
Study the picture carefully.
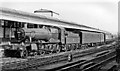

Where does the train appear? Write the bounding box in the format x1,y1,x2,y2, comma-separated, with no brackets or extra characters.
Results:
0,7,113,58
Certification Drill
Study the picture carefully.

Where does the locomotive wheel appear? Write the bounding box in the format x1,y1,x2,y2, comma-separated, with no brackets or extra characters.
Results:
74,44,77,50
49,45,53,54
40,51,45,55
20,50,28,58
40,45,45,55
76,44,79,49
56,45,61,53
41,45,45,49
49,51,53,54
65,45,68,52
71,44,74,51
68,44,71,51
33,52,38,56
49,44,53,54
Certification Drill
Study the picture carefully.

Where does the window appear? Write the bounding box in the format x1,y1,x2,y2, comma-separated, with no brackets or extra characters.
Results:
34,24,38,28
39,25,43,28
27,23,33,28
27,23,38,28
1,20,24,28
19,22,25,28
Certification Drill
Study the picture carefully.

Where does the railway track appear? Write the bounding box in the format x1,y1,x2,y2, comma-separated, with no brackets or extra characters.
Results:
82,55,116,71
23,48,115,71
1,42,116,71
1,48,112,71
41,49,115,71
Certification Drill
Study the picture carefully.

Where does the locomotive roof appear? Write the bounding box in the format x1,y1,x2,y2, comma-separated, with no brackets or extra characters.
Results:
0,7,108,33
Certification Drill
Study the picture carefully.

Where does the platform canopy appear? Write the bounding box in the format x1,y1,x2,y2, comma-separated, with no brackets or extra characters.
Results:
0,7,107,33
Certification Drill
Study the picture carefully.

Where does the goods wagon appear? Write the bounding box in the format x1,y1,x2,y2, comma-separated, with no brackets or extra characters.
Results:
81,31,104,44
105,33,113,41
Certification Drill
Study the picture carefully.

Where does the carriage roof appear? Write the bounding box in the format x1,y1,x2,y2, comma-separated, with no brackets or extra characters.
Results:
0,7,109,33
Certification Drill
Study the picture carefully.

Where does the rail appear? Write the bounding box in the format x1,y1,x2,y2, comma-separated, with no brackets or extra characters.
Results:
55,50,115,71
82,55,116,71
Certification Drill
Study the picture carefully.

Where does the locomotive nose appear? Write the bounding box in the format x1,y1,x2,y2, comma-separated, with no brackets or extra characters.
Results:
15,28,25,40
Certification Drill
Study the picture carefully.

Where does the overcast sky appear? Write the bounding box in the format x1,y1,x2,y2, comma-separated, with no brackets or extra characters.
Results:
0,0,119,35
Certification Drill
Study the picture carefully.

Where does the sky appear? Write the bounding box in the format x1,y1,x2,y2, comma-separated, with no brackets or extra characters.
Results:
0,0,119,35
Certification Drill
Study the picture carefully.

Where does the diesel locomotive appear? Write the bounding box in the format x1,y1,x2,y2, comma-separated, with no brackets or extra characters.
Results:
0,7,113,58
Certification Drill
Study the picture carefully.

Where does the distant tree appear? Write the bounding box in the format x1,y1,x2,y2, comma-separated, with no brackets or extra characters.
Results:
117,33,120,40
116,32,120,65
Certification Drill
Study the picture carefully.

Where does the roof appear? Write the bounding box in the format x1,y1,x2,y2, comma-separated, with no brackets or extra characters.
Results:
0,7,108,33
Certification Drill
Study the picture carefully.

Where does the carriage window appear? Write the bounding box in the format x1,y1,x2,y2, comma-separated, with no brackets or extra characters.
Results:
27,23,38,28
27,23,33,28
4,20,10,27
20,22,25,28
39,25,43,28
1,20,23,28
34,24,37,28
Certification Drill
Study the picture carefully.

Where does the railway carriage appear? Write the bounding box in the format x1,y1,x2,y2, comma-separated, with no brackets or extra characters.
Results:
0,7,113,58
105,33,113,41
81,31,105,46
104,33,113,44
